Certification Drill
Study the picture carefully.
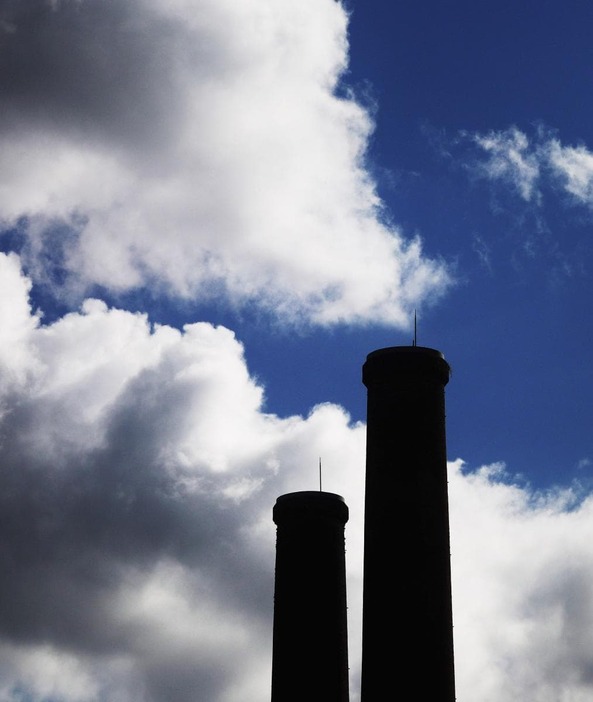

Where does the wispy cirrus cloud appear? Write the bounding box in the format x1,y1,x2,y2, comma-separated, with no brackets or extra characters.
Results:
453,127,593,278
546,140,593,205
462,126,593,211
468,127,542,202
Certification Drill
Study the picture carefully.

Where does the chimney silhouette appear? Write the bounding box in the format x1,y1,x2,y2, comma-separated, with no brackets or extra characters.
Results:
360,346,455,701
271,491,350,702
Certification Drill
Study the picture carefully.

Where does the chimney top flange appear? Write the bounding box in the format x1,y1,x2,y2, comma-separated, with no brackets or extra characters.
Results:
273,491,349,525
363,345,450,388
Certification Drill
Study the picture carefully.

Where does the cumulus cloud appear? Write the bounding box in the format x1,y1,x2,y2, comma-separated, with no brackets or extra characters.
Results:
450,461,593,702
0,0,449,326
1,1,591,701
0,252,366,701
0,254,592,700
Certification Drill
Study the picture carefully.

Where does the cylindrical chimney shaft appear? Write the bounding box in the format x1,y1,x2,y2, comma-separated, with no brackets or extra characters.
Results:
360,346,455,702
271,491,350,702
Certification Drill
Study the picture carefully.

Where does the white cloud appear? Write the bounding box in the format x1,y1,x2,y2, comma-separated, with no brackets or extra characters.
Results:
450,461,593,701
464,126,593,213
469,127,541,201
2,2,592,701
0,256,593,700
546,140,593,205
0,252,366,701
0,0,450,326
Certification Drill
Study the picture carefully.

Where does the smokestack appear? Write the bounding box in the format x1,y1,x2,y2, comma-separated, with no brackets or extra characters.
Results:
360,346,455,702
271,491,350,702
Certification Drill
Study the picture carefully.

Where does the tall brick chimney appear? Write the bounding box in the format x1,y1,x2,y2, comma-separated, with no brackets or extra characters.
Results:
271,491,350,702
360,346,455,702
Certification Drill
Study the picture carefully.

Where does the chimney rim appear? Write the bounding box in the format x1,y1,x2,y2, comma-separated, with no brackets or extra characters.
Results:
273,491,349,525
363,345,450,388
365,345,445,362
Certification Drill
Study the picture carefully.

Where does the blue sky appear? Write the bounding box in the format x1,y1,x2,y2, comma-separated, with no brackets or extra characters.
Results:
344,0,593,487
2,1,593,700
143,0,593,494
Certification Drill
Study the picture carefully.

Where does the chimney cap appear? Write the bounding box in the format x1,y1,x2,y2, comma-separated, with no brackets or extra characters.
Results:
273,491,349,525
363,345,450,388
366,345,445,361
